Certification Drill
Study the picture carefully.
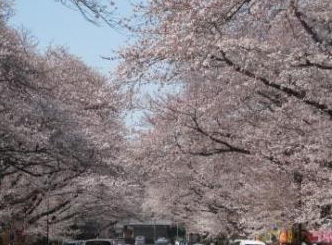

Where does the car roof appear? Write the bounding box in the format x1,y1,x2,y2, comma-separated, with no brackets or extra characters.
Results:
233,240,265,245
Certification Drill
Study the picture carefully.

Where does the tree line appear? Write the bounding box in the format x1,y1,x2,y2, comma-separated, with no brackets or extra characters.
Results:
1,0,331,240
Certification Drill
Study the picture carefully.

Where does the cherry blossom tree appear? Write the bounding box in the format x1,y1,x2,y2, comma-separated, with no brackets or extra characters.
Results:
0,5,139,238
116,0,332,235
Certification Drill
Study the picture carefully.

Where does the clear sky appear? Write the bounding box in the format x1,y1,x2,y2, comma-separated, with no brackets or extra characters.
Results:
9,0,133,75
9,0,176,129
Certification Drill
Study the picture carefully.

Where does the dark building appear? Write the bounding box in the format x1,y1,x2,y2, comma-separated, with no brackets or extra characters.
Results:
116,220,185,244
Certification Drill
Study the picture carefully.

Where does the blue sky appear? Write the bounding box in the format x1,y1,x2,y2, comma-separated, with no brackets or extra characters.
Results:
9,0,178,129
9,0,146,128
9,0,134,75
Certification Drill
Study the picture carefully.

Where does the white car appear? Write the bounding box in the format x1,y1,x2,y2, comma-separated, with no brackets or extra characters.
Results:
155,238,171,245
84,239,114,245
231,240,266,245
135,236,146,245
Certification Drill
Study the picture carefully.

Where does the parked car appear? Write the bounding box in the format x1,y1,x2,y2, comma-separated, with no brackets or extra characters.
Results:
135,236,146,245
154,237,171,245
113,238,126,245
230,240,266,245
84,239,114,245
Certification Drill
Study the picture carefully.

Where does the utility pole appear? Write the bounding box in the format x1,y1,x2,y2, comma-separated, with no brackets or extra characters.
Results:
153,219,156,242
46,175,50,245
46,198,49,245
176,224,179,241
